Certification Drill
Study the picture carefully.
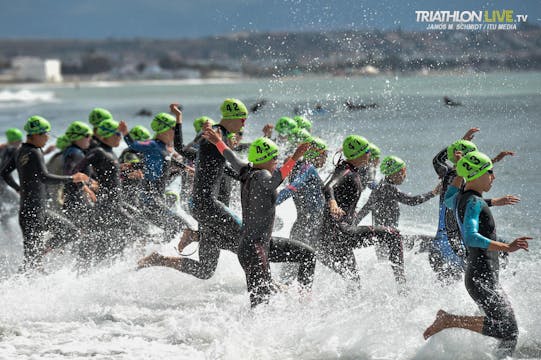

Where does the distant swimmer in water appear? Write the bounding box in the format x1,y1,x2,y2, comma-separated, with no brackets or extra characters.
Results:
344,99,378,111
424,151,532,359
249,99,267,113
443,96,461,107
135,108,152,117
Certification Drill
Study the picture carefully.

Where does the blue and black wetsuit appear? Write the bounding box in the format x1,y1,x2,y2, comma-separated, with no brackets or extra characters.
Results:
124,123,193,241
320,160,404,285
276,160,325,248
1,143,79,270
447,186,518,357
429,148,467,279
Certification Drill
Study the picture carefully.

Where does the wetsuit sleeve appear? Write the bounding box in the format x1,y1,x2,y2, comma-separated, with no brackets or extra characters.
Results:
394,187,435,206
218,141,249,173
354,191,375,224
224,164,241,180
275,165,312,205
433,147,451,178
444,185,459,209
32,148,73,185
324,165,349,202
124,135,154,153
173,123,184,154
256,167,286,192
462,196,491,249
0,152,20,192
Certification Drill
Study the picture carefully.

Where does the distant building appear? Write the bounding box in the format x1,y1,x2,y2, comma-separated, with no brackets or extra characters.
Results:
12,57,63,82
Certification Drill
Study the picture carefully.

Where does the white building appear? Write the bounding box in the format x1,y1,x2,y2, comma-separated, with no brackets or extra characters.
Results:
12,57,63,82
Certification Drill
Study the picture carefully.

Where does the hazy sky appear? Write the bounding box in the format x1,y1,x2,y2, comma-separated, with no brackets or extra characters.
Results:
0,0,539,38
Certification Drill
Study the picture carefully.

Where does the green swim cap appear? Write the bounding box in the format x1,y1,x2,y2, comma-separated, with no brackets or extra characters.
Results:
129,125,151,141
164,190,180,205
55,134,70,151
447,140,477,164
24,115,51,135
304,137,328,160
193,116,215,133
293,115,312,131
343,135,370,160
456,151,493,182
122,152,140,164
89,108,113,127
288,128,311,144
96,119,120,138
380,156,406,176
275,116,298,136
248,137,279,165
151,113,176,134
220,98,248,120
368,143,381,159
5,128,23,142
65,121,92,142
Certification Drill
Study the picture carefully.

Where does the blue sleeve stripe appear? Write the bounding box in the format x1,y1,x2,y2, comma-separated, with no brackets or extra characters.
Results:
462,196,491,249
444,185,459,209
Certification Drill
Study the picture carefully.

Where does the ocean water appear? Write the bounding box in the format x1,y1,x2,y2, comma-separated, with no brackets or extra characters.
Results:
0,72,540,359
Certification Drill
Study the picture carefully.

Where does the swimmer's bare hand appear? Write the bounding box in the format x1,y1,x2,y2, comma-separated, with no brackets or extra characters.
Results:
170,103,183,122
329,200,346,219
72,172,89,183
292,142,311,161
82,185,97,203
202,126,222,145
43,144,56,155
507,237,533,252
462,127,480,141
262,123,274,138
491,195,520,206
492,151,515,163
118,121,129,136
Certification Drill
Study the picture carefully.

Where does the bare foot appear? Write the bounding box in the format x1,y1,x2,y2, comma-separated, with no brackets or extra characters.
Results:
137,252,164,270
423,309,449,340
178,229,198,253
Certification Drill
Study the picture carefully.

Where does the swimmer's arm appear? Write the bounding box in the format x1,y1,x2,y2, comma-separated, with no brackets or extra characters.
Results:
432,147,451,178
444,185,459,210
216,141,249,173
354,193,374,225
462,197,491,249
395,186,436,206
124,135,153,153
0,153,19,192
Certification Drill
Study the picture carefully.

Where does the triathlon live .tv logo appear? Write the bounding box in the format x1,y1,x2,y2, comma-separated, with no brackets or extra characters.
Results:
415,10,528,30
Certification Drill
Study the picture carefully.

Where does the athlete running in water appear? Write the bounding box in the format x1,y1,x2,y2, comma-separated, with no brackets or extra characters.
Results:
137,99,249,276
120,111,193,242
424,151,532,358
0,128,24,226
203,130,315,307
276,137,327,281
431,128,517,281
138,99,315,290
355,155,440,258
1,116,90,271
320,135,405,290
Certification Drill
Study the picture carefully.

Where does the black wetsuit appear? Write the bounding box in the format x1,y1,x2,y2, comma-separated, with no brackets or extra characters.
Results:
356,179,435,258
183,125,245,279
454,188,518,357
218,146,315,307
62,144,92,224
76,140,142,261
1,143,79,270
0,145,20,224
320,160,404,286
